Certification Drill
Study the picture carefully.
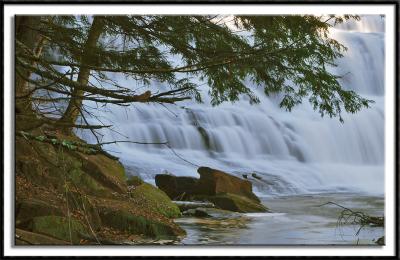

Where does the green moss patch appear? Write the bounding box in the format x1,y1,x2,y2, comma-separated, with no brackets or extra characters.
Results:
77,153,127,194
68,168,109,197
127,175,144,187
28,216,88,244
16,199,63,228
98,207,183,239
129,183,181,218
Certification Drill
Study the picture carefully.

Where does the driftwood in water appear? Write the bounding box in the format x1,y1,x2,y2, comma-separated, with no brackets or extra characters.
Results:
319,201,384,227
319,201,384,239
173,200,215,211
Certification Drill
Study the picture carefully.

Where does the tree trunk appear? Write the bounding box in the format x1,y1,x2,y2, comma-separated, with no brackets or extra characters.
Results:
15,16,47,130
15,16,46,114
60,17,105,131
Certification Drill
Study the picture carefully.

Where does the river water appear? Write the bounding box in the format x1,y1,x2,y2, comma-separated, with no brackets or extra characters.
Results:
78,15,385,245
177,193,384,245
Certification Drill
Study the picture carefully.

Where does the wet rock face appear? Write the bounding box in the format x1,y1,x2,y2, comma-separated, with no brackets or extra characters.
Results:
199,193,268,213
155,174,199,200
156,167,260,203
197,167,261,203
156,167,267,213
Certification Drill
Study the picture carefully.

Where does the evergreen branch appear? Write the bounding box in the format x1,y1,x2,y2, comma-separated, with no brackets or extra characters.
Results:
17,60,192,104
18,43,297,75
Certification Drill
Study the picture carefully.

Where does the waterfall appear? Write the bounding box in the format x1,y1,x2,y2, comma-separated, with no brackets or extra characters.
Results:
78,15,385,196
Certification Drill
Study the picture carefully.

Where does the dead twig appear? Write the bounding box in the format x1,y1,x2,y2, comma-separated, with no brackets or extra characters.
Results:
317,201,384,240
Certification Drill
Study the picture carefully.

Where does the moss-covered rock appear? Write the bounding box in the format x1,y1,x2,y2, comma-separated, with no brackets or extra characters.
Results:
98,206,184,239
66,191,102,231
15,133,186,244
129,183,181,218
127,175,144,187
15,137,56,188
76,153,127,194
28,216,88,244
196,193,268,213
16,228,70,245
68,168,110,197
16,136,112,197
16,199,63,228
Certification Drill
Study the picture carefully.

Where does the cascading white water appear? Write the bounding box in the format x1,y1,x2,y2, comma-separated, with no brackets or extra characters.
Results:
79,15,385,196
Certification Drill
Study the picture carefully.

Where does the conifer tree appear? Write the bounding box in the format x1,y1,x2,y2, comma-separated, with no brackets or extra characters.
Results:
15,15,372,132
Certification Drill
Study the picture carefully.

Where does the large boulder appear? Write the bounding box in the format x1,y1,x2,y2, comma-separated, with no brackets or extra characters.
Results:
200,193,268,213
197,167,261,203
155,174,198,200
155,167,267,213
